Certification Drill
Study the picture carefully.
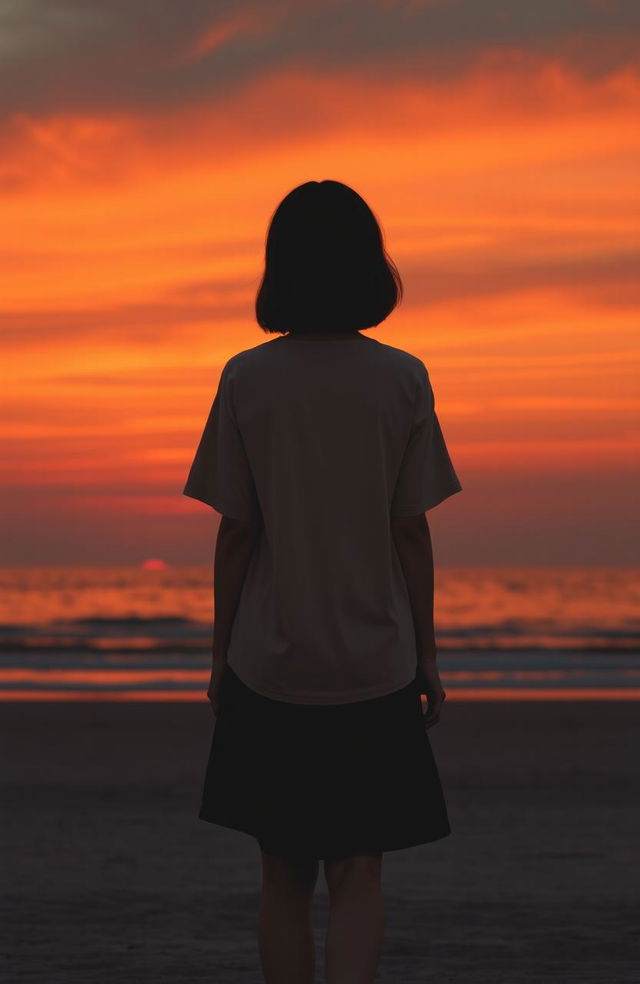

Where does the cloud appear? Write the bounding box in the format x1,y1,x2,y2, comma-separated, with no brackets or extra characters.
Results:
0,284,251,348
402,245,640,307
2,242,637,363
1,0,639,122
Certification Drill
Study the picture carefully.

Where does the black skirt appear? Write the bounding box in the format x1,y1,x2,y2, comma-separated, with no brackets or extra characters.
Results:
198,664,451,860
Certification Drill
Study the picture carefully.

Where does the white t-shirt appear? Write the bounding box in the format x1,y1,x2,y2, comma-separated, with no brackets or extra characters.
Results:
183,331,462,704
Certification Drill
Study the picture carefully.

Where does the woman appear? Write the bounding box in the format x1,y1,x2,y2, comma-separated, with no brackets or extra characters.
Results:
183,180,462,983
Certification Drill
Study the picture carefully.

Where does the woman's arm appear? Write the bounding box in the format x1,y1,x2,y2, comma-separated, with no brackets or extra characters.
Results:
212,514,261,661
390,513,436,658
207,514,260,711
390,512,446,728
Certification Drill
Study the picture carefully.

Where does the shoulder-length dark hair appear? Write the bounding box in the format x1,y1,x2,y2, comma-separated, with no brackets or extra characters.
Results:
255,180,403,335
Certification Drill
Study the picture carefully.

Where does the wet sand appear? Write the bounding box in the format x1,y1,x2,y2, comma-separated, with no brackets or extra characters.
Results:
2,700,638,983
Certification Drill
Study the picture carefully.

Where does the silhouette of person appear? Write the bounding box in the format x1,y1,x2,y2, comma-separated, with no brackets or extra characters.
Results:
183,180,462,982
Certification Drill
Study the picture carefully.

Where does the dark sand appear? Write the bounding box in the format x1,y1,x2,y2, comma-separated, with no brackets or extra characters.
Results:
2,700,638,983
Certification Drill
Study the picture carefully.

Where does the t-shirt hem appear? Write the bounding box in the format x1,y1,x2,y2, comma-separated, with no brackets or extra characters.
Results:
391,481,463,516
183,487,214,508
182,485,253,521
226,662,418,705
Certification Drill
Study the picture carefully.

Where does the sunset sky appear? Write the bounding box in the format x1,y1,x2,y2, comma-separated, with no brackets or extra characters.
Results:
2,0,639,566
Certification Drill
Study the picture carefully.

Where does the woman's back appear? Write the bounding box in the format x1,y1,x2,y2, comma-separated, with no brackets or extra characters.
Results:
183,330,461,704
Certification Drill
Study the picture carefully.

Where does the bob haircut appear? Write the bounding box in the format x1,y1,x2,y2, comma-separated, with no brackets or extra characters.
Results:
255,180,403,335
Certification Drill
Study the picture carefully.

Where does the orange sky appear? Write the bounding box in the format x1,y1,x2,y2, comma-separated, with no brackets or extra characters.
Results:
2,3,639,565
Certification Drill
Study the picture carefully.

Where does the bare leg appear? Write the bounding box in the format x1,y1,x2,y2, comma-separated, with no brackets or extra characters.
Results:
324,853,385,984
258,849,319,983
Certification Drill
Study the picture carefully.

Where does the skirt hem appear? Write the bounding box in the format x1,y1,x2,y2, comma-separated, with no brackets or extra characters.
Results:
198,810,451,858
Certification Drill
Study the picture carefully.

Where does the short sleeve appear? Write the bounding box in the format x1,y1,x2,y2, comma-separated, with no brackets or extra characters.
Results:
182,361,259,520
390,364,462,516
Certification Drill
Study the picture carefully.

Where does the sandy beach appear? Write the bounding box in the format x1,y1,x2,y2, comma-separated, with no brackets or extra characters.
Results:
2,700,638,983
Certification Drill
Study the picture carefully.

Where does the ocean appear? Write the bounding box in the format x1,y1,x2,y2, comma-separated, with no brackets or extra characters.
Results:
0,566,638,700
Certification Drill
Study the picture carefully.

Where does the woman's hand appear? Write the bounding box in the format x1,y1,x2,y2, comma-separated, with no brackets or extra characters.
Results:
417,659,447,730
